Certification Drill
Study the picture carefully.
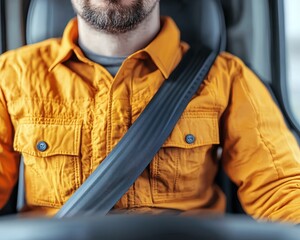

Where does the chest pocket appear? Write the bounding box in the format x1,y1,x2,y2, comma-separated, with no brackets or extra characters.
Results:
150,111,220,202
13,120,82,207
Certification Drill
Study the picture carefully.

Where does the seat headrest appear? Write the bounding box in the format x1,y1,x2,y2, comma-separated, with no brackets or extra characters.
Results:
26,0,75,44
26,0,226,52
160,0,226,51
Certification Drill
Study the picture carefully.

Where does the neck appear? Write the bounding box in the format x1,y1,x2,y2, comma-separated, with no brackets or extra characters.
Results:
77,4,160,57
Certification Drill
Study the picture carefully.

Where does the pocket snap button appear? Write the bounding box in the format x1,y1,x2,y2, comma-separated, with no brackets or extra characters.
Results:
185,134,195,144
37,141,48,152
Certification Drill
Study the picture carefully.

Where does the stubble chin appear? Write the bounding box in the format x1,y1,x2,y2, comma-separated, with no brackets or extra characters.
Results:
89,0,137,8
73,0,158,34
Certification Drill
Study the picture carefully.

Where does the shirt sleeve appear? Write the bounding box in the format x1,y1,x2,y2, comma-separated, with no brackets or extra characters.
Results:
0,69,20,209
221,57,300,223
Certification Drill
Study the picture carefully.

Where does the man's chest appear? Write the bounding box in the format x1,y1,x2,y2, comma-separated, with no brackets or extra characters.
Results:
7,62,224,209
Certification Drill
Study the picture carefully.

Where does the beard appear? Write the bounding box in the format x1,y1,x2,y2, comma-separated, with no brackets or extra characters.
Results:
73,0,158,34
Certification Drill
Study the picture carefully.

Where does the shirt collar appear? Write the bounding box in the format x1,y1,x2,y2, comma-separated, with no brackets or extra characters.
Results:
49,18,90,71
50,17,184,78
130,17,184,78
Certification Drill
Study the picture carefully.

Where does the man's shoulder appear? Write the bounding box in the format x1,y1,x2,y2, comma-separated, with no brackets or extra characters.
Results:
215,52,245,70
0,38,61,67
206,51,245,79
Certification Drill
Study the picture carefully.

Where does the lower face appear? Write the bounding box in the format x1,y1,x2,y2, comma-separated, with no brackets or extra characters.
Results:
88,0,137,7
71,0,159,34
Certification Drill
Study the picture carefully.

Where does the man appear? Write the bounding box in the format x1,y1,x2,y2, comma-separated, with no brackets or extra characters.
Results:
0,0,300,222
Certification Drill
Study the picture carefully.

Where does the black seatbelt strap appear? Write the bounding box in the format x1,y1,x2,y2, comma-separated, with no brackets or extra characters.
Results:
55,46,218,218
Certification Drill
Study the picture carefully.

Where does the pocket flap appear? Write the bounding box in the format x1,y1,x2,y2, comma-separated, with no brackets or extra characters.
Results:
14,121,82,157
163,111,219,148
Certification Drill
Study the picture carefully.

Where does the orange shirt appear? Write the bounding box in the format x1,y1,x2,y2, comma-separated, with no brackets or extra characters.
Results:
0,17,300,222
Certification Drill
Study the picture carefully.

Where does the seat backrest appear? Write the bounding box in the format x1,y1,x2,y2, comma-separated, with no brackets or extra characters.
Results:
26,0,226,52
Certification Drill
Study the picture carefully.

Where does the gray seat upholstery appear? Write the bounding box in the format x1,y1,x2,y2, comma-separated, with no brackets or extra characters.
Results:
160,0,226,51
26,0,226,52
26,0,75,44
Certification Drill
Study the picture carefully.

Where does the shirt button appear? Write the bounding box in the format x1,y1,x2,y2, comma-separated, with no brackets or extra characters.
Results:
185,134,195,144
37,141,48,152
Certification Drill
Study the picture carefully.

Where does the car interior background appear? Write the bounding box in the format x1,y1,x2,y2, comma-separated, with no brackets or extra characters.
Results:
0,0,299,216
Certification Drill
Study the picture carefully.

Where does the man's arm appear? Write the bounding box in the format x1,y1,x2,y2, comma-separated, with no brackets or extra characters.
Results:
0,70,20,209
221,56,300,223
